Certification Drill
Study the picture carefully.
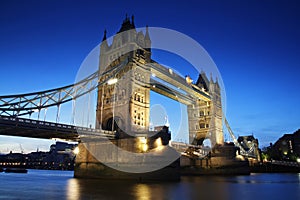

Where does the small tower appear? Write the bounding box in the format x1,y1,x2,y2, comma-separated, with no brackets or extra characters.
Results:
188,72,223,146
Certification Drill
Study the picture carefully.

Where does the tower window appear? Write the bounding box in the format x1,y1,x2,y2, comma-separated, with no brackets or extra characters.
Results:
200,111,204,116
134,93,137,101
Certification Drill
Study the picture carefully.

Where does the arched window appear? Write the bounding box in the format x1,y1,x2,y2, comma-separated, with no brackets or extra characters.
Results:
134,93,137,101
200,111,204,116
200,123,205,128
137,95,140,102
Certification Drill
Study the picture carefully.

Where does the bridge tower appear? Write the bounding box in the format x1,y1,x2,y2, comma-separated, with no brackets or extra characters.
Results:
188,72,223,146
96,15,152,136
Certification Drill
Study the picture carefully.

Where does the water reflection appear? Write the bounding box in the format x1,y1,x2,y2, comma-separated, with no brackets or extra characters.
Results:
67,178,80,200
64,174,300,200
65,176,229,200
66,178,166,200
134,184,151,200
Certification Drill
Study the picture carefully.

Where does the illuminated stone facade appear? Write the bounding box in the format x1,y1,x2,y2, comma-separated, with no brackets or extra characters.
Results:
188,72,223,146
96,16,151,135
96,16,223,145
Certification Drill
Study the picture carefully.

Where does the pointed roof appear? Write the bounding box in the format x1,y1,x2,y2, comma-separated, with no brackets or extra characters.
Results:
118,14,136,33
195,72,209,92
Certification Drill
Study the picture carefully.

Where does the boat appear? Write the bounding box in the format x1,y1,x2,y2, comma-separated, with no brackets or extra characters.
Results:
4,168,28,173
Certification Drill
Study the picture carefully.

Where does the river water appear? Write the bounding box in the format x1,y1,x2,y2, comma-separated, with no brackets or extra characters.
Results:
0,170,299,200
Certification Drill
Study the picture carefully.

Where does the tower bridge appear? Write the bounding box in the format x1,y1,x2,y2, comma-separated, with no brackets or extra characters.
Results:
0,16,231,179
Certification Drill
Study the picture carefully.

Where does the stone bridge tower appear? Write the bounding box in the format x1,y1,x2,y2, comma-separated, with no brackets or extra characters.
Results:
188,72,223,146
96,15,152,136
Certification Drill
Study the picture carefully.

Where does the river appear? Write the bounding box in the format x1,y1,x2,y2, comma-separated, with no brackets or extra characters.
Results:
0,170,299,200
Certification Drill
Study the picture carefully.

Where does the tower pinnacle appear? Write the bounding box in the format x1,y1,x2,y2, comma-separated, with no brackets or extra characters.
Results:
102,29,107,42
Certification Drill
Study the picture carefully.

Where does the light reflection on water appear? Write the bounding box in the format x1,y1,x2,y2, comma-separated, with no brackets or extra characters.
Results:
0,170,299,200
134,184,151,200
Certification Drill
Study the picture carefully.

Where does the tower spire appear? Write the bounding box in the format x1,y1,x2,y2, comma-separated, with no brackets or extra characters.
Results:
131,15,135,26
102,29,107,42
145,25,150,40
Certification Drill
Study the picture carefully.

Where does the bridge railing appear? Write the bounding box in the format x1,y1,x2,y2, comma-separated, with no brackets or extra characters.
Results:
0,115,115,138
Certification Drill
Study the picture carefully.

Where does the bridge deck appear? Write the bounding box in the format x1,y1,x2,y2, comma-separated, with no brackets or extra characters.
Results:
0,116,115,141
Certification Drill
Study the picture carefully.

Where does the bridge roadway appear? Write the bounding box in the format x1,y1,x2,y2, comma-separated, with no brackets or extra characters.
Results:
148,61,211,102
150,79,195,105
0,116,115,141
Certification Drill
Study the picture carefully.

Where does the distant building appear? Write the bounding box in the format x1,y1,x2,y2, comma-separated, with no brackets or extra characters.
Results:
272,129,300,161
0,141,77,170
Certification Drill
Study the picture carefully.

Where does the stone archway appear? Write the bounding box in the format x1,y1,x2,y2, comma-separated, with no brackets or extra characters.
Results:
105,116,122,131
203,138,212,148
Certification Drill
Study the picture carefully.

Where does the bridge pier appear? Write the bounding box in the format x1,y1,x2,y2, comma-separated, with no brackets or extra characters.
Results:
74,137,180,181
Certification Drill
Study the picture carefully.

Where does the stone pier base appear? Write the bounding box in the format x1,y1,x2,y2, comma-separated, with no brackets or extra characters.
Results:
74,140,180,181
180,144,250,175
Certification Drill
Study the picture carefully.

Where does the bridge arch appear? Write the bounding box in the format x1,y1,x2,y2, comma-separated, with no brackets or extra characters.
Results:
102,115,124,132
203,138,212,148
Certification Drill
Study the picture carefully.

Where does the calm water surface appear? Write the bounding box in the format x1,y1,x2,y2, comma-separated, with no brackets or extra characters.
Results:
0,170,299,200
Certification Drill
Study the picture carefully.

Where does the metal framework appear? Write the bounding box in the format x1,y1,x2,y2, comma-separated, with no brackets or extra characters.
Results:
0,59,128,118
225,118,256,157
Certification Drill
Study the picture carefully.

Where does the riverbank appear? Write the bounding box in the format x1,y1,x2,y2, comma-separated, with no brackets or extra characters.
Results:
251,162,300,173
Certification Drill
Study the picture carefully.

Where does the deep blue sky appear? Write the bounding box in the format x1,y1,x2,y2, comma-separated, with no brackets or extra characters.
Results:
1,0,300,152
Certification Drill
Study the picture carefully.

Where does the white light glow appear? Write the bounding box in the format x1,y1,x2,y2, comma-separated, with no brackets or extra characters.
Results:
73,146,79,155
107,78,118,85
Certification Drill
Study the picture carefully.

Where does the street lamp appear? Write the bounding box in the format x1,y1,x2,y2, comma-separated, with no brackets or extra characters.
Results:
107,78,118,132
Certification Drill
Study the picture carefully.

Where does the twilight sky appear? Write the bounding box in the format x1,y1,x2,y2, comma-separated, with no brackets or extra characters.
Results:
0,0,300,152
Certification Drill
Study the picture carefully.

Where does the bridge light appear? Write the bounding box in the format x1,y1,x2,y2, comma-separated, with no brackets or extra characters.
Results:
155,138,163,151
155,137,162,146
297,158,300,163
107,78,118,85
185,75,193,85
73,146,80,155
142,144,148,152
138,137,148,152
